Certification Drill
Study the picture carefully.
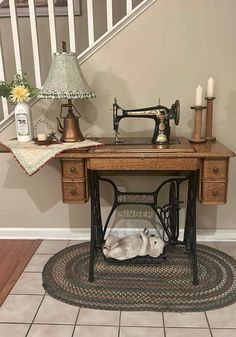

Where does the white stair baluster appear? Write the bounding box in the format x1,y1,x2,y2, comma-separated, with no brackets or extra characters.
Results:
87,0,95,46
68,0,76,53
9,0,22,74
106,0,113,31
126,0,133,13
28,0,41,88
48,0,57,56
0,33,9,119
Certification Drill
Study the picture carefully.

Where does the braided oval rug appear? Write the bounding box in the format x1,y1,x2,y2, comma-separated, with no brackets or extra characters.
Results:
42,242,236,312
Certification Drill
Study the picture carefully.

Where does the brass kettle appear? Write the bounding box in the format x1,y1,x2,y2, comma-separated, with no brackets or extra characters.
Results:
57,99,84,142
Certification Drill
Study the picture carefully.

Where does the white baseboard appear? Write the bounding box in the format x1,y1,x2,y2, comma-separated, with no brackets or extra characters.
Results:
0,228,90,240
1,227,236,241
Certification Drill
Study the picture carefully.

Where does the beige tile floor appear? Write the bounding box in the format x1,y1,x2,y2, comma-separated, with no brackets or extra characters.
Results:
0,240,236,337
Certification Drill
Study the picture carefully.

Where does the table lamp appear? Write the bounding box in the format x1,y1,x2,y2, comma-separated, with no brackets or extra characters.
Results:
38,42,95,142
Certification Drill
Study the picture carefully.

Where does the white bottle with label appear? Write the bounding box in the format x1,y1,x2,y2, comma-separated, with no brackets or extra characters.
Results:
15,102,33,142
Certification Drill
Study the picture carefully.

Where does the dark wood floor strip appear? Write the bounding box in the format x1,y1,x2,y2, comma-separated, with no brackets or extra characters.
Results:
0,239,42,305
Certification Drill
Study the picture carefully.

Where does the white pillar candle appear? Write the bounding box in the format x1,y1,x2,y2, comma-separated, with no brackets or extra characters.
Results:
37,133,47,141
195,85,203,106
207,76,214,97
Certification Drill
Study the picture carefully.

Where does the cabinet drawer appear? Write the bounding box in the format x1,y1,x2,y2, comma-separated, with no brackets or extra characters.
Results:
61,160,85,178
201,182,227,204
202,159,227,179
89,158,199,171
62,181,88,203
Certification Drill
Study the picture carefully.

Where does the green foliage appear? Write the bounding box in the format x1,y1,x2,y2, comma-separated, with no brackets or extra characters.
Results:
29,87,40,98
0,73,38,103
0,81,11,98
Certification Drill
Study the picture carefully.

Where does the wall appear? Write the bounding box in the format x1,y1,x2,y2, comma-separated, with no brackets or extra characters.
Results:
0,0,236,233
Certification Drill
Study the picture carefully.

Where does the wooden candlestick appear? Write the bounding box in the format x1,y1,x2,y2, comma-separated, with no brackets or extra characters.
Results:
205,97,216,141
190,106,206,143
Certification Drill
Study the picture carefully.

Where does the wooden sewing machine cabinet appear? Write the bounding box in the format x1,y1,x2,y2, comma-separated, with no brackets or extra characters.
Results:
58,137,235,284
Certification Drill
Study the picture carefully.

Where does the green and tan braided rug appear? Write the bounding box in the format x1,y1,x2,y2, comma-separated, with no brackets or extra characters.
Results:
42,242,236,312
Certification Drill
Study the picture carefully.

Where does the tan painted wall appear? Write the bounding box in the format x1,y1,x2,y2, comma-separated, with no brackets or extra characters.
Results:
0,0,236,231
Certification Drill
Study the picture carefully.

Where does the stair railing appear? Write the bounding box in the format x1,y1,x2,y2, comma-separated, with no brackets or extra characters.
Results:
0,0,155,130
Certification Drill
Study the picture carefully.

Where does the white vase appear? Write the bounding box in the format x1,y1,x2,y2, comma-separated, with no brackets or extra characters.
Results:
15,102,33,142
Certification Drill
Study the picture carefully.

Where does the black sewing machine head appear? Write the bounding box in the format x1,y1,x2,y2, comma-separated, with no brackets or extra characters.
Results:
113,98,180,144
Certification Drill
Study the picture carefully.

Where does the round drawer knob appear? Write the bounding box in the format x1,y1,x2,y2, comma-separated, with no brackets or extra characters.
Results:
71,190,78,196
70,167,76,173
213,167,219,174
212,190,219,197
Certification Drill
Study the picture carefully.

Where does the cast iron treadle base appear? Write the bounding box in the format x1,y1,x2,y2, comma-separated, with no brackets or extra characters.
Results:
88,170,198,285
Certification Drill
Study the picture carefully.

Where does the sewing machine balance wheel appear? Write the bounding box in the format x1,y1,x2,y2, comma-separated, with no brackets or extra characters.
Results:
174,100,180,125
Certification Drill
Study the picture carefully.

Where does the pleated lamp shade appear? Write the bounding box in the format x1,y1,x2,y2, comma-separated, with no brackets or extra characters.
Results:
38,52,95,99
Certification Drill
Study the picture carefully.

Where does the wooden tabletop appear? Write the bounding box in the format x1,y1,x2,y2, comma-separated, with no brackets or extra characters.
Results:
58,137,235,159
0,137,235,159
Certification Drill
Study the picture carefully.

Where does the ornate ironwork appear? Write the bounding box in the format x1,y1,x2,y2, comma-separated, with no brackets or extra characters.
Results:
99,176,186,244
88,170,198,285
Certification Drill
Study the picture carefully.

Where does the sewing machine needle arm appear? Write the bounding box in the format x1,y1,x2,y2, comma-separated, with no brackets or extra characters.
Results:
152,117,159,144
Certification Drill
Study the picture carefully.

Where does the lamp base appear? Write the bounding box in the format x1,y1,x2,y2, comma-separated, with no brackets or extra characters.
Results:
60,135,85,142
60,127,85,142
57,100,85,143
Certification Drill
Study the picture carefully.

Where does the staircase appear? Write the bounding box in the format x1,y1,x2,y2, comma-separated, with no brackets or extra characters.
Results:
0,0,156,132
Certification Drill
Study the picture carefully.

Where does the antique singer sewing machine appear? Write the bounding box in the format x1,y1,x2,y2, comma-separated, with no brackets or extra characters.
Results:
113,98,180,144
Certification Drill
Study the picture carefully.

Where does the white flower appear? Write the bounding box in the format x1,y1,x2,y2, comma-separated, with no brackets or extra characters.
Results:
10,85,30,103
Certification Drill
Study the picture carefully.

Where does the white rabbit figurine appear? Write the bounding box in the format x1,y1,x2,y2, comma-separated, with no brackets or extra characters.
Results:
103,228,165,260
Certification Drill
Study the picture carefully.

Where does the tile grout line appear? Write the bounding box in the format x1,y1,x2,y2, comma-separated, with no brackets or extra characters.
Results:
24,293,46,337
14,271,46,273
10,293,46,296
62,323,150,328
162,312,166,337
204,311,214,337
118,311,121,337
71,307,81,337
209,327,236,330
30,324,232,329
0,322,76,326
